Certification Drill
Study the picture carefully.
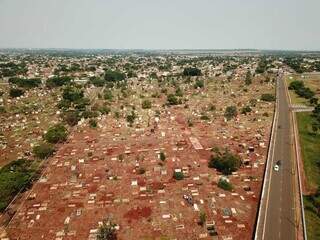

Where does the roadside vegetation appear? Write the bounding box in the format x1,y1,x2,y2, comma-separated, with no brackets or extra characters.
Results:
289,73,320,240
0,159,39,212
304,193,320,240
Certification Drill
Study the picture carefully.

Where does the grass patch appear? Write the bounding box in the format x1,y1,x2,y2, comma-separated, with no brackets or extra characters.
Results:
297,112,320,240
296,112,320,189
304,196,320,240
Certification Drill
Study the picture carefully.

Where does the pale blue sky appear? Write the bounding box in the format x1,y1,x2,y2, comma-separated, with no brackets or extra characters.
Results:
0,0,319,50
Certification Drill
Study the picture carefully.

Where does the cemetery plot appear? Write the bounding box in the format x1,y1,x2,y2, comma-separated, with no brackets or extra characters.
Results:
4,72,275,240
0,86,60,167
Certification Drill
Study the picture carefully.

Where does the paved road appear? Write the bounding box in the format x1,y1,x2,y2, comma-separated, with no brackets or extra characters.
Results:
255,74,297,240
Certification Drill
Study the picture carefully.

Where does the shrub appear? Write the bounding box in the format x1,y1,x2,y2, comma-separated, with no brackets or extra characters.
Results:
90,77,105,87
62,86,84,102
142,99,152,109
138,167,146,175
0,106,6,113
114,111,120,119
160,152,166,161
241,106,252,115
208,104,216,111
218,179,233,191
200,114,210,120
173,171,184,180
82,110,99,119
175,87,183,97
194,80,204,89
199,211,206,226
89,119,97,128
44,124,68,144
33,142,55,159
261,93,275,102
104,90,113,101
98,106,111,115
62,111,80,126
9,88,24,98
208,150,242,175
126,111,136,126
249,99,257,107
224,106,237,120
167,94,180,106
97,218,117,240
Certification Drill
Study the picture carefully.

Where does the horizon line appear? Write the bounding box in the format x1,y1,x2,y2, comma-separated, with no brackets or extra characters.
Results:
1,47,320,52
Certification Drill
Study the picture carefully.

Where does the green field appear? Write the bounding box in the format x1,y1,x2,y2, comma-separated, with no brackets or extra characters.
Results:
297,113,320,189
296,112,320,240
304,195,320,240
286,74,320,105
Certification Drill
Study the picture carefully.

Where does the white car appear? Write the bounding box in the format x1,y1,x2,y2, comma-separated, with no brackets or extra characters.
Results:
274,165,279,171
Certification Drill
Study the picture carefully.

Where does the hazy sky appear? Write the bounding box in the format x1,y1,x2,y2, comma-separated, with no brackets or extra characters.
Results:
0,0,319,50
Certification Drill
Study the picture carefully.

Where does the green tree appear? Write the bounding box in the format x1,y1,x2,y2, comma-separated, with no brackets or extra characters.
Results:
241,106,252,115
44,124,68,144
33,142,55,159
245,71,252,85
46,76,72,88
224,106,237,120
208,150,242,175
289,80,304,90
104,70,126,82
